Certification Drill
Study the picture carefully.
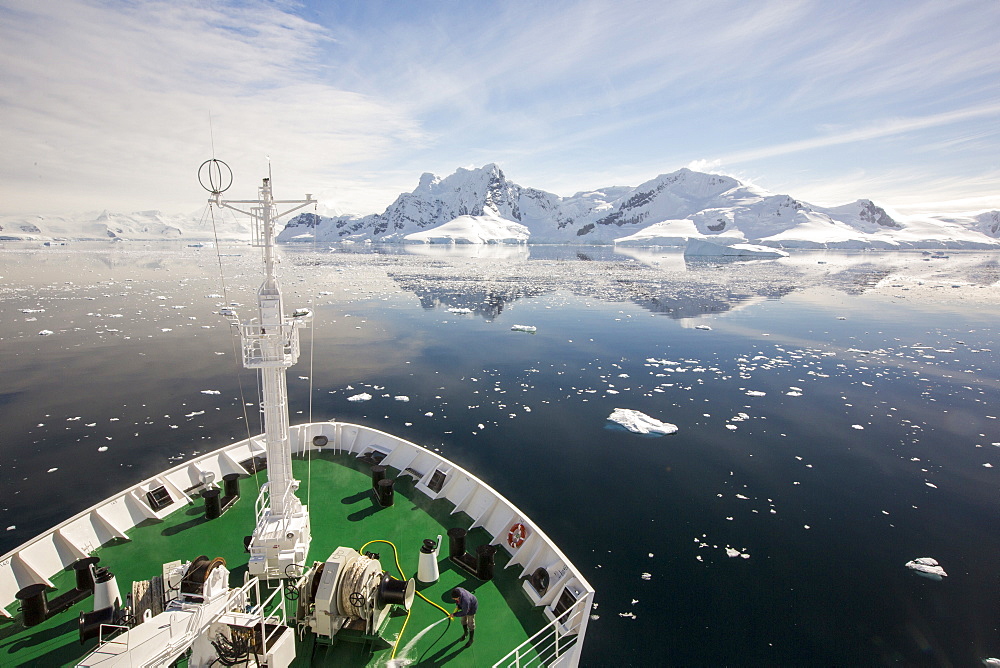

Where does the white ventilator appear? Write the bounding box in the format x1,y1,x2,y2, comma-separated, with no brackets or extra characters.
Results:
417,535,442,584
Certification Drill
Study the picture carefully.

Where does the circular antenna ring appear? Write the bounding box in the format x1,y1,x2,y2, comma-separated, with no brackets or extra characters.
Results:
198,159,233,194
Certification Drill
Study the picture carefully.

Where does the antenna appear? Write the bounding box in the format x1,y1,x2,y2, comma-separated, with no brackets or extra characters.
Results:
209,111,216,160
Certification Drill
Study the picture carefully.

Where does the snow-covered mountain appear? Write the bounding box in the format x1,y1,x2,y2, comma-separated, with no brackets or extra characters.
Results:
278,165,1000,249
4,166,997,248
0,209,249,241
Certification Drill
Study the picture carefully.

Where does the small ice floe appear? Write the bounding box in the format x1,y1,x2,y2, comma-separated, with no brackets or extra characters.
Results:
394,396,410,402
448,307,472,314
6,526,14,531
185,411,205,417
851,424,864,430
47,468,58,473
694,324,712,331
746,390,766,397
347,393,372,402
200,390,221,395
98,446,108,452
982,658,1000,667
511,324,536,333
38,330,54,336
607,408,678,436
640,572,651,580
905,557,947,580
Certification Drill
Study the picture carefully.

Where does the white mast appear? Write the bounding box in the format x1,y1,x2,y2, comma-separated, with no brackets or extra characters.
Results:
201,160,315,579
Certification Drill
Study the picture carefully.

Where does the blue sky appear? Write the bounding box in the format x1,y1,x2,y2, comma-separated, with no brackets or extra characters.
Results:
1,0,998,217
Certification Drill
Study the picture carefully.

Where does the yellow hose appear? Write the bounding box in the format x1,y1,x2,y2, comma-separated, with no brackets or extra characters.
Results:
392,609,412,660
358,539,451,659
416,590,451,617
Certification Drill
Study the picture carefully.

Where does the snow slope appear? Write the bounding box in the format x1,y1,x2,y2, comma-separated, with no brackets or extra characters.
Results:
0,209,249,241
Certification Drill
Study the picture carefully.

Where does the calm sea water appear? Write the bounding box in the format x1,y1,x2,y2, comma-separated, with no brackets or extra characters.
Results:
1,242,998,666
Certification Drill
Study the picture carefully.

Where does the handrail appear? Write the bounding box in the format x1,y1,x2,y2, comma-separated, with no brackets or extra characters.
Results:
492,596,588,668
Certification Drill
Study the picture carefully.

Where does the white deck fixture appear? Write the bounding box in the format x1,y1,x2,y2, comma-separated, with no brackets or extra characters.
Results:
208,165,316,579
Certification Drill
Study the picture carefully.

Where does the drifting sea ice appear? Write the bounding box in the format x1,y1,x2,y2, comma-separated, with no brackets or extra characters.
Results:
607,408,678,435
905,557,947,580
511,324,537,333
348,393,372,402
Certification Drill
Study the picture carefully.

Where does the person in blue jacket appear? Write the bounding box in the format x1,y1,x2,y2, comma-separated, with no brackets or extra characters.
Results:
450,587,478,647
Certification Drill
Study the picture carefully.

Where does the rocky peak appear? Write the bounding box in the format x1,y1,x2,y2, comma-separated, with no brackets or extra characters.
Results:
856,199,900,229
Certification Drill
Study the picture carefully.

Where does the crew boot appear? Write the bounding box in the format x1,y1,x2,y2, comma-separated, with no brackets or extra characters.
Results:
460,627,467,641
464,629,475,647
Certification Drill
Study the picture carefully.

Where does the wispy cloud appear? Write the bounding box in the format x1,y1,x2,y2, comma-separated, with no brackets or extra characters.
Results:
0,0,422,213
1,0,999,216
714,103,1000,165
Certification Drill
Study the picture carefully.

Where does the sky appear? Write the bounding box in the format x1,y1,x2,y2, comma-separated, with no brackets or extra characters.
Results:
1,0,999,219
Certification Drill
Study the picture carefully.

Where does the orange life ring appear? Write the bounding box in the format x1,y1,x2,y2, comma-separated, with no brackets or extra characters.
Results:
507,522,528,549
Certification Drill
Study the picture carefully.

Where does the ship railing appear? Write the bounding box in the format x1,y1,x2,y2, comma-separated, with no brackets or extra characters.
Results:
94,577,281,667
253,483,298,531
238,320,301,367
492,596,589,668
255,483,271,525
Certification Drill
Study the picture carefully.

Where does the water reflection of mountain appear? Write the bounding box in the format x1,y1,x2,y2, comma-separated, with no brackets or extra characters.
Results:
634,284,797,318
830,265,894,295
327,246,1000,322
388,278,549,321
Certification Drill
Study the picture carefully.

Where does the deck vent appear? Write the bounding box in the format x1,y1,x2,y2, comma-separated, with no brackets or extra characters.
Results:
427,469,447,493
146,486,172,511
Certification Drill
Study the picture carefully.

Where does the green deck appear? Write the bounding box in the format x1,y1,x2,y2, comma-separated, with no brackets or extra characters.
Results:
0,452,547,667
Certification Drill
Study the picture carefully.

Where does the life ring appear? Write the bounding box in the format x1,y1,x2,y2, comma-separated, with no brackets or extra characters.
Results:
507,523,528,549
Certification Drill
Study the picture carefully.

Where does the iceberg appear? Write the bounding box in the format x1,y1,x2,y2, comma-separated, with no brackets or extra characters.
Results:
607,408,678,436
905,557,947,580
